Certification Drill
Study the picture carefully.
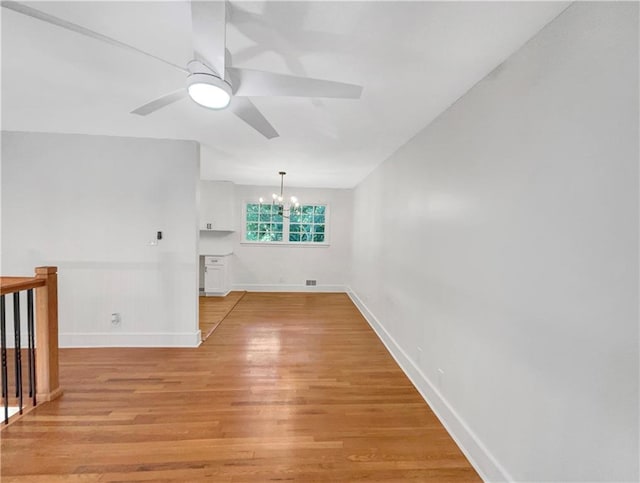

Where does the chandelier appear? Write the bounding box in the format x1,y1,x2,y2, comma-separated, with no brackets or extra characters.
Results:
259,171,301,218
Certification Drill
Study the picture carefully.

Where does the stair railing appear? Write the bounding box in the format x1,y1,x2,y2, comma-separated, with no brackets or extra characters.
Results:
0,266,62,424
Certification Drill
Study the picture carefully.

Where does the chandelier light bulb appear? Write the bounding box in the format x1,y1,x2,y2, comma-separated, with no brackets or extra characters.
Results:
272,193,278,200
259,197,264,203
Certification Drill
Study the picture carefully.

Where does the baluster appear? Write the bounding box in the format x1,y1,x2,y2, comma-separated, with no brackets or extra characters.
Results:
13,292,23,414
0,295,7,424
27,289,36,406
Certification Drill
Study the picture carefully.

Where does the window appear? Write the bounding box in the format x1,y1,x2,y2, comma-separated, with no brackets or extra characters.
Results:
243,203,328,245
289,205,326,243
245,203,284,242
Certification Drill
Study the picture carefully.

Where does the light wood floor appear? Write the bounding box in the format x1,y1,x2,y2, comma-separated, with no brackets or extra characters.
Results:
0,293,480,482
199,291,246,341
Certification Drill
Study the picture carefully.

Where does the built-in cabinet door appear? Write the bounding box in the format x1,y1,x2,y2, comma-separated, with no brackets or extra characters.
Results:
200,180,235,231
204,265,225,293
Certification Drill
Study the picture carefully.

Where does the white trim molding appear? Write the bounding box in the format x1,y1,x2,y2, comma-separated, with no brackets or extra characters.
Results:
233,284,346,293
203,290,231,297
60,331,201,348
347,287,512,483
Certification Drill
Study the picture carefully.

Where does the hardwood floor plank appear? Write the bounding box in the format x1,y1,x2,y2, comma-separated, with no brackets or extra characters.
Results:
1,293,480,481
199,291,246,341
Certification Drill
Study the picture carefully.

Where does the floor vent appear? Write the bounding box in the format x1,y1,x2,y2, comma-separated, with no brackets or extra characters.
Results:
306,280,317,286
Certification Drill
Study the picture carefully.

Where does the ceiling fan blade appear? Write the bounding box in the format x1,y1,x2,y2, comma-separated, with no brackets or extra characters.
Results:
225,1,259,28
227,68,362,99
1,1,187,74
131,89,187,116
229,98,279,139
191,1,226,77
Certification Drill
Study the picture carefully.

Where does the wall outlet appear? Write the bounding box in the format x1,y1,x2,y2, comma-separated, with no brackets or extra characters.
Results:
306,280,317,286
111,313,121,326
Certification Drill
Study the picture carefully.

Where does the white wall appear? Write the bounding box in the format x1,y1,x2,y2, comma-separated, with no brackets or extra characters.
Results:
200,184,352,292
1,132,201,347
350,3,638,482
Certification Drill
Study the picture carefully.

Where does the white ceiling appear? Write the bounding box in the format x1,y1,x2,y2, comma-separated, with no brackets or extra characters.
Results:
1,1,569,188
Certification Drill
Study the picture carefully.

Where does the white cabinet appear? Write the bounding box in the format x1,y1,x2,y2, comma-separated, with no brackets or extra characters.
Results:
204,255,230,296
200,181,235,231
204,264,224,293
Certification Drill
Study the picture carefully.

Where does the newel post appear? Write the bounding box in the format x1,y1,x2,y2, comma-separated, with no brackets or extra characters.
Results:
35,266,62,402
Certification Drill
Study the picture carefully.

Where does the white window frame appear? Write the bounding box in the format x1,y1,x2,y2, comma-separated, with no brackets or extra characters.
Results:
241,202,330,247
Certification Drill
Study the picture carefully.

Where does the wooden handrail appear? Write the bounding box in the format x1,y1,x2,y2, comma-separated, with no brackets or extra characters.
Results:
0,277,45,296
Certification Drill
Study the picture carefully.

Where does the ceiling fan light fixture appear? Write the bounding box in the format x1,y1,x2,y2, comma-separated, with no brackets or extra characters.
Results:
186,73,232,110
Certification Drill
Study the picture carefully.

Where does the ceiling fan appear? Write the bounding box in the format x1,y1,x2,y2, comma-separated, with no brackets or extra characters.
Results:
2,1,363,139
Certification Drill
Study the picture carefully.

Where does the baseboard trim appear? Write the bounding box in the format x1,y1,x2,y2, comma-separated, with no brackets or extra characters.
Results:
203,289,231,297
232,284,346,293
346,287,511,483
59,331,201,348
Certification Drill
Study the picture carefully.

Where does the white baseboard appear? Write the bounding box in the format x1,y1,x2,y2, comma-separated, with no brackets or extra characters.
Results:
346,287,511,483
203,290,231,297
59,331,201,348
232,283,346,293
